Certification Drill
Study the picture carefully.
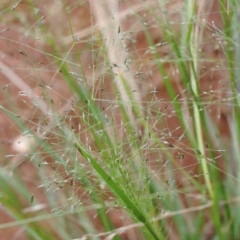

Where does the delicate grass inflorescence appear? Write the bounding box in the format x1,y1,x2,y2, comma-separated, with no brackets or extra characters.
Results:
0,0,240,239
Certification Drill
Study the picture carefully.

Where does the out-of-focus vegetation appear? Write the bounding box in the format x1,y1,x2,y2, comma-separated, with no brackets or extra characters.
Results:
0,1,240,239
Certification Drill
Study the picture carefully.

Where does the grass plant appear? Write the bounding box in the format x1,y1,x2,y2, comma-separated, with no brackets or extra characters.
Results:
0,0,240,239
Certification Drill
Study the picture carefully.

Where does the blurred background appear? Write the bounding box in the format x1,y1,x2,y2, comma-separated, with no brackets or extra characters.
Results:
0,1,239,239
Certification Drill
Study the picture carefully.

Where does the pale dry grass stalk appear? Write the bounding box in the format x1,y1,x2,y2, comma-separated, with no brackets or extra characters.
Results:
75,196,240,240
63,1,156,45
0,59,74,154
89,0,142,127
0,60,49,113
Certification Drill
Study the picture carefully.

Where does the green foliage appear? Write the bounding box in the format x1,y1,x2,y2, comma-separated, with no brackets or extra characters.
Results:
0,1,240,239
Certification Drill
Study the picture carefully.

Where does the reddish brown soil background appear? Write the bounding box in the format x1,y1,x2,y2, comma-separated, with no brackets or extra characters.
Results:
0,0,231,239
